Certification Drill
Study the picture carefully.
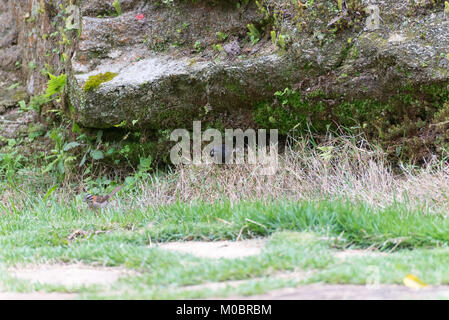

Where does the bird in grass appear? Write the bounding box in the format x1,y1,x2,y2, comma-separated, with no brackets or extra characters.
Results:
210,144,237,164
84,185,122,209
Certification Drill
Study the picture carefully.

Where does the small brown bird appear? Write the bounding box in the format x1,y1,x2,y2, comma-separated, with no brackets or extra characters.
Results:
84,185,122,209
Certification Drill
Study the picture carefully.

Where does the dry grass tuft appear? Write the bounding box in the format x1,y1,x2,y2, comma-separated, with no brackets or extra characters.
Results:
136,134,449,211
4,134,449,213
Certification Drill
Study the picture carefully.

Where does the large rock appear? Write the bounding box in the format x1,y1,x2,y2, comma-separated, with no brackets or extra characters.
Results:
68,0,299,129
69,45,301,129
334,1,449,98
67,0,449,130
5,0,449,137
0,0,27,114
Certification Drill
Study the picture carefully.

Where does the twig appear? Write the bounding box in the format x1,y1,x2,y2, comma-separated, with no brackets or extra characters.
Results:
245,218,267,229
216,217,234,225
236,225,248,241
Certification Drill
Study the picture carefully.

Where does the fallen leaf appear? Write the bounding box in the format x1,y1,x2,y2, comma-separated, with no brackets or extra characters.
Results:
403,274,428,289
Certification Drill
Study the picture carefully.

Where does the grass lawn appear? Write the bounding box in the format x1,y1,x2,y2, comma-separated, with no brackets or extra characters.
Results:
1,194,449,299
2,135,449,299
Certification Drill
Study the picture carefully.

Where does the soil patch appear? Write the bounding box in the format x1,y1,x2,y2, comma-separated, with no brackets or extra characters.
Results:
0,292,76,300
226,284,449,300
9,263,134,286
154,239,266,259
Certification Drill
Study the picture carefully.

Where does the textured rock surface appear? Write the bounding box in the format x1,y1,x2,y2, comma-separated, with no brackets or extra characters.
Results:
3,0,78,96
0,109,38,143
0,0,30,143
0,0,25,110
2,0,449,135
333,4,449,98
68,0,449,130
69,0,292,129
70,45,300,129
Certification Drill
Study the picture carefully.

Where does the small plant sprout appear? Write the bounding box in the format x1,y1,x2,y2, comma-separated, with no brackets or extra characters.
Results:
213,44,224,53
271,30,277,46
194,40,202,53
112,0,122,16
216,31,228,41
247,24,261,45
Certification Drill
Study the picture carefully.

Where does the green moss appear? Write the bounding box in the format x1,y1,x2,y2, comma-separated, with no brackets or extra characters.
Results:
253,88,328,135
224,82,240,93
252,81,449,163
83,72,118,92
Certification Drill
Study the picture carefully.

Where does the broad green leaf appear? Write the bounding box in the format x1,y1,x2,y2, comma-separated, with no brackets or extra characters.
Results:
63,142,81,151
90,150,104,160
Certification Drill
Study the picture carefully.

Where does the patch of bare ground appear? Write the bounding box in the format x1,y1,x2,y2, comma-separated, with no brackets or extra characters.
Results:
183,270,314,292
153,239,266,259
223,284,449,300
0,292,76,300
9,263,136,286
333,249,387,260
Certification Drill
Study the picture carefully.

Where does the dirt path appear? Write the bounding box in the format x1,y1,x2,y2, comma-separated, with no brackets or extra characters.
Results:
9,263,134,286
3,241,444,300
225,284,449,300
152,239,266,259
0,292,76,300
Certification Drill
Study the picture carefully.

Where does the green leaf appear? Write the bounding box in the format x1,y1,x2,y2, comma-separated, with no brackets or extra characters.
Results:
96,130,103,144
125,176,135,185
112,0,122,15
7,139,16,147
63,142,81,151
43,185,58,202
90,150,104,160
18,100,27,110
43,159,58,173
57,160,65,174
72,122,80,133
79,152,87,167
8,83,20,90
114,120,127,128
44,73,67,98
106,147,116,155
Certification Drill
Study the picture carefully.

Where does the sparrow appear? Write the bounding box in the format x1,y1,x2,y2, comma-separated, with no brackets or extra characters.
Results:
210,144,236,164
84,185,123,209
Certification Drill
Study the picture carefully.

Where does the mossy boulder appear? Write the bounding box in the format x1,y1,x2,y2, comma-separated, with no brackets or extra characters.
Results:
69,50,301,129
6,0,449,161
